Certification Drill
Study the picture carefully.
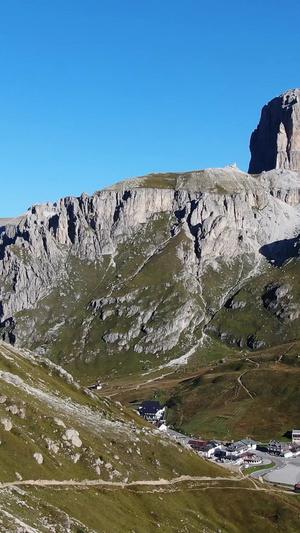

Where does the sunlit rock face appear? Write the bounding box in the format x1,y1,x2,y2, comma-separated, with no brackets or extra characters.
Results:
249,88,300,173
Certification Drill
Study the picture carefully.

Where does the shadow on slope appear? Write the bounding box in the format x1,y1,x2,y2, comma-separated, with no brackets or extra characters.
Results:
259,236,300,267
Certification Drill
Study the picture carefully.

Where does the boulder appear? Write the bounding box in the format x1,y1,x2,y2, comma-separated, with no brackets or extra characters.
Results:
33,452,43,464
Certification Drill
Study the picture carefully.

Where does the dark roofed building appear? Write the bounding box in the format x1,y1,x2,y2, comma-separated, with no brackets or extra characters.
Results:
268,440,290,456
139,401,165,422
188,440,209,451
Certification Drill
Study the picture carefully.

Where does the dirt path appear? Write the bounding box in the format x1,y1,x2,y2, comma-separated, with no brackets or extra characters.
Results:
246,357,259,369
275,342,296,364
0,473,290,496
237,371,255,399
0,474,239,490
236,357,260,399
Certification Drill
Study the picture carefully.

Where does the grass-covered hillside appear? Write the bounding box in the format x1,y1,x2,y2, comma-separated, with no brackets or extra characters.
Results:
1,163,300,530
3,340,300,532
206,255,300,351
0,166,298,390
0,340,219,484
110,340,300,443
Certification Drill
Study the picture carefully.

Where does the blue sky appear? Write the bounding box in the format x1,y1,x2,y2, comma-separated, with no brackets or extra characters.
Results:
1,0,300,216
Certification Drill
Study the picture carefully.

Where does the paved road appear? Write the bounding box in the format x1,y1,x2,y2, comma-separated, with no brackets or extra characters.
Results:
251,452,286,479
248,451,300,486
265,456,300,485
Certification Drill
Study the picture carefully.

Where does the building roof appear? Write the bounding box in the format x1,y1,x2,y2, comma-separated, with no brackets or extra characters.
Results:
188,440,209,446
139,401,163,414
240,438,257,446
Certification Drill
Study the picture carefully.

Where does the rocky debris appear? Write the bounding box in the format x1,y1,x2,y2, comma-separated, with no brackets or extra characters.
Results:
0,372,23,387
63,429,82,448
225,296,246,310
246,335,265,350
6,404,18,415
53,417,66,428
44,437,60,454
262,282,300,323
0,417,12,431
258,169,300,207
249,88,300,173
19,408,26,419
93,457,103,475
33,452,43,464
5,404,25,418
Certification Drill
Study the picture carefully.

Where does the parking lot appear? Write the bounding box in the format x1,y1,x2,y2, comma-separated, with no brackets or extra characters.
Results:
265,456,300,485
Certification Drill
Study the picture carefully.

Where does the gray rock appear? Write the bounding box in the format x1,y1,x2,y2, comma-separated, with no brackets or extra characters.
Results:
0,164,300,361
1,417,12,431
249,88,300,173
64,428,82,448
262,282,300,323
33,452,43,464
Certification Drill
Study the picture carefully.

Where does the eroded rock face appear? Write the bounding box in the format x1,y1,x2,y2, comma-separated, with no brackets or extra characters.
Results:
249,88,300,173
262,282,300,323
0,166,300,360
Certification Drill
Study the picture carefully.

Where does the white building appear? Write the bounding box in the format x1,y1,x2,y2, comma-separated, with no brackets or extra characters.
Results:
292,429,300,443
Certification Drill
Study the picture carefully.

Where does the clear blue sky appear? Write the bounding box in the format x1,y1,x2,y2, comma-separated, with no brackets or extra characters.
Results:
1,0,300,216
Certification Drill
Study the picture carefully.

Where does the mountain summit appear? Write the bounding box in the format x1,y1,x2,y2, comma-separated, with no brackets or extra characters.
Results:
249,88,300,173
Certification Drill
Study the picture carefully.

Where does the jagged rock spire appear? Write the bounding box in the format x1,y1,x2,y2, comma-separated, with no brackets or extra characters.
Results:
248,88,300,174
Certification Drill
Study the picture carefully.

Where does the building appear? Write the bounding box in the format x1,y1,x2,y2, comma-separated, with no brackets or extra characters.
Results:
188,440,220,458
292,429,300,443
225,441,249,457
188,440,208,451
240,438,257,450
88,382,102,390
242,453,261,464
268,440,290,456
291,443,300,456
139,401,165,422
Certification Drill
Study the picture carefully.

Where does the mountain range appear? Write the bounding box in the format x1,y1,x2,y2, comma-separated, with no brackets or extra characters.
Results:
1,89,300,531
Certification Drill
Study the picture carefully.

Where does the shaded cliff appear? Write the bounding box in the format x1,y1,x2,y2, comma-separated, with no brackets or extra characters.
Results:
249,88,300,173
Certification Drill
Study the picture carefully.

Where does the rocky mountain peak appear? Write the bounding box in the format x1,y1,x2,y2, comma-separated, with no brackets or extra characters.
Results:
248,88,300,174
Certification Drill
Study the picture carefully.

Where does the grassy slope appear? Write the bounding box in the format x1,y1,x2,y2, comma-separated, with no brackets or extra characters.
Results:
11,174,300,388
2,481,300,533
15,213,206,383
0,341,226,485
3,342,300,533
106,340,300,443
207,257,300,350
166,341,300,441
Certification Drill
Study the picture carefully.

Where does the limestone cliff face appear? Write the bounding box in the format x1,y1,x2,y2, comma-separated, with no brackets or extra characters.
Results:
249,88,300,173
0,166,300,366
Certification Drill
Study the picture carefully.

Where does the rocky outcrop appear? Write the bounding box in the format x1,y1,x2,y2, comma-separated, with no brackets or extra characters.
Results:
0,166,300,362
258,169,300,206
262,282,300,323
249,88,300,173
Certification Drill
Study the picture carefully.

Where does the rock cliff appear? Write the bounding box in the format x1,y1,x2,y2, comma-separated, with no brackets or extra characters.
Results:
249,88,300,173
1,165,300,379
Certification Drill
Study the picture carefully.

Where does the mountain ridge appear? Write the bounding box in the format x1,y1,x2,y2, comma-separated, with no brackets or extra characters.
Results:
0,165,300,383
